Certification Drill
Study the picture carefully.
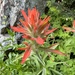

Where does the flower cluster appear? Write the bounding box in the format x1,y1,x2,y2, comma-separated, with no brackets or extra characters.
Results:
11,8,64,64
63,20,75,32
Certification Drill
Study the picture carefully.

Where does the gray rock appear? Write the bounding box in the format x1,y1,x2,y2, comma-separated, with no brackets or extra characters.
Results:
25,0,46,15
0,34,17,49
0,0,27,33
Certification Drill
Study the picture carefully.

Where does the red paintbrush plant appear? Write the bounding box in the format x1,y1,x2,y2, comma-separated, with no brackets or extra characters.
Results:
62,20,75,32
11,8,65,64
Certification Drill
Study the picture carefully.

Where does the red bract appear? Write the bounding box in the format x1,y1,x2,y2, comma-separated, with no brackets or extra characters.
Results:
21,45,31,64
73,20,75,28
62,20,75,32
18,42,32,64
11,8,57,64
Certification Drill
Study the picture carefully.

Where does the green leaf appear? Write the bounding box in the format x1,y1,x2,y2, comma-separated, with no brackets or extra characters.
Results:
42,68,46,75
51,0,55,3
50,43,59,49
6,28,15,36
34,54,45,66
50,68,63,75
46,60,66,68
